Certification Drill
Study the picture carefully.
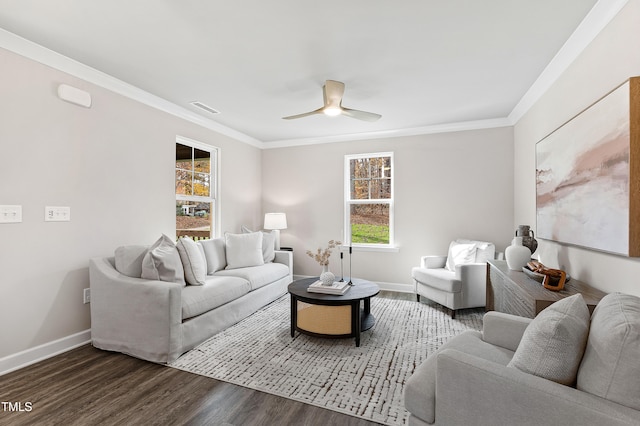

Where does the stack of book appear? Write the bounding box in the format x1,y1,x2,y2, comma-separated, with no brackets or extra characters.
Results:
307,280,350,295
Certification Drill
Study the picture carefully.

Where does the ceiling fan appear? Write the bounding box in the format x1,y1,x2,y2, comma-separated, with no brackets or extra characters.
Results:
282,80,381,122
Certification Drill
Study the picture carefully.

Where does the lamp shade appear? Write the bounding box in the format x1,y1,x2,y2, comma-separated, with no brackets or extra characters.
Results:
264,213,287,230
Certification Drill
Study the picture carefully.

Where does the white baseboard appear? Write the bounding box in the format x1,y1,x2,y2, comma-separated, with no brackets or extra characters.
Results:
0,329,91,376
292,275,413,294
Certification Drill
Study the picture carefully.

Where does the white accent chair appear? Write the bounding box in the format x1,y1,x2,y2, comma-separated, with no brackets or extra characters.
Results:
411,239,496,318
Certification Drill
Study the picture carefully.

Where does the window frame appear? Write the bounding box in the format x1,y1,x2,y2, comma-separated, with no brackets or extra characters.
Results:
343,151,396,251
175,135,220,239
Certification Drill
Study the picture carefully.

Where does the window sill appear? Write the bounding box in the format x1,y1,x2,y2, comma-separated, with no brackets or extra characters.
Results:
339,245,400,253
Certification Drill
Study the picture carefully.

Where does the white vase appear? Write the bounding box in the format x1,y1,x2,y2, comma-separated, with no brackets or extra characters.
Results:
320,264,335,286
505,237,531,270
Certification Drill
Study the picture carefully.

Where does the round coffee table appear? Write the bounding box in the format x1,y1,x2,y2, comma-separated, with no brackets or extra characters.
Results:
288,277,379,347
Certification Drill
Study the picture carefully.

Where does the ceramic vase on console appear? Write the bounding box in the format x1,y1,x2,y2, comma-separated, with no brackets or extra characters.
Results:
505,237,531,270
516,225,538,255
320,264,335,286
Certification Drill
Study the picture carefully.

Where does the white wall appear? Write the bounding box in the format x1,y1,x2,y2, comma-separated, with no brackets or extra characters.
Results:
513,0,640,295
0,47,263,362
262,127,514,288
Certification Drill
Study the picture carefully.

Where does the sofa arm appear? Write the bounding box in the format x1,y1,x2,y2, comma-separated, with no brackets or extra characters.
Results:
89,257,183,363
274,250,293,282
482,311,532,351
435,349,640,426
420,255,447,269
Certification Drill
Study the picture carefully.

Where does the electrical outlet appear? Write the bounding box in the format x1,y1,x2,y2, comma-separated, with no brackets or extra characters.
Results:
45,206,71,222
83,288,91,304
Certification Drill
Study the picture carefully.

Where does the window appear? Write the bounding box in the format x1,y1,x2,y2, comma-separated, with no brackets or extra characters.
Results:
344,152,394,248
175,136,218,240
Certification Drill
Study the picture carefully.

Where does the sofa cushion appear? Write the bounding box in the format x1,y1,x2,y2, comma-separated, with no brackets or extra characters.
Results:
215,262,289,291
114,245,148,278
404,330,515,424
181,276,251,320
445,241,477,272
199,238,226,274
508,293,590,385
456,239,495,263
412,267,461,293
141,235,186,286
577,292,640,410
176,237,206,285
241,225,276,263
225,232,264,269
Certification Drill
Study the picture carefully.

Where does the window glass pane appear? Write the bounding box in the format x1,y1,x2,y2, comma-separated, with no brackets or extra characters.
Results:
193,172,210,197
350,204,389,244
194,148,210,173
352,179,369,200
176,143,193,171
176,201,212,240
175,169,193,195
371,178,392,199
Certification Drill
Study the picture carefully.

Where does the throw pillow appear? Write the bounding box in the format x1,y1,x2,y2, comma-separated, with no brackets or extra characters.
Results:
114,245,148,278
225,232,264,270
241,225,276,263
176,237,206,285
199,238,227,274
577,292,640,410
508,293,590,385
445,241,477,272
141,234,186,286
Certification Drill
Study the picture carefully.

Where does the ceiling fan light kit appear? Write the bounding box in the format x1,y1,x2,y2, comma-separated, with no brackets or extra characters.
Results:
283,80,381,122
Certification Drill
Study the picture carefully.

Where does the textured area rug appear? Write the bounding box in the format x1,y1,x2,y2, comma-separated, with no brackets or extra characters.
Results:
170,295,483,425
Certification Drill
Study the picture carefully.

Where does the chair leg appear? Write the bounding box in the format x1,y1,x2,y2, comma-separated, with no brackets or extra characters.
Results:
451,309,456,319
416,294,421,302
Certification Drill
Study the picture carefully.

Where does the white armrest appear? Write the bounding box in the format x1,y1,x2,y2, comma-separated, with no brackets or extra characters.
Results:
482,311,532,351
89,257,183,363
274,250,293,282
420,255,447,269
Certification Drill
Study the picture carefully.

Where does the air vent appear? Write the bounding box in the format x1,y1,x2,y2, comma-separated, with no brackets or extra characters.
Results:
190,101,220,115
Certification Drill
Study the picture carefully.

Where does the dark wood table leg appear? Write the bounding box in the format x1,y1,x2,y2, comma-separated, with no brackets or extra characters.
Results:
364,297,371,315
352,300,361,347
290,295,296,338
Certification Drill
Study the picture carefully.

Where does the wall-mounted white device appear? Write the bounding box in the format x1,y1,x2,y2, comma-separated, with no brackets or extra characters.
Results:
57,84,92,108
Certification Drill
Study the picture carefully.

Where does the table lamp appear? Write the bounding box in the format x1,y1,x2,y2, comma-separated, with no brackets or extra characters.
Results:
264,213,287,250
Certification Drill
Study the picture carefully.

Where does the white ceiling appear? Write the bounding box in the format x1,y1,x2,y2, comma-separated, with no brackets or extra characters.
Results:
0,1,615,146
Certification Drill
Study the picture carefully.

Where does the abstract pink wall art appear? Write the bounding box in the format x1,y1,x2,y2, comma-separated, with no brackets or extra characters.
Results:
536,78,640,256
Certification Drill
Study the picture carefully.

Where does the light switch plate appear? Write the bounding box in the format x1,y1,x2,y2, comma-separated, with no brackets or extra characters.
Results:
45,206,71,222
0,205,22,223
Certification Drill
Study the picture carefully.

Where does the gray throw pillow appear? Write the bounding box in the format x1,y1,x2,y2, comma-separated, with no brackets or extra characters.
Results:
508,293,590,385
141,235,186,286
241,225,276,263
199,238,227,274
114,245,148,278
225,232,264,270
176,237,206,285
577,292,640,410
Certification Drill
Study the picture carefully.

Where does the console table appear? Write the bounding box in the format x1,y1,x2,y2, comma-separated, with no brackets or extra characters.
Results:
486,260,606,318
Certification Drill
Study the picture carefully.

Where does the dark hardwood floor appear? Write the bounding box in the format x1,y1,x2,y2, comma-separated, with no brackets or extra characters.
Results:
1,291,414,426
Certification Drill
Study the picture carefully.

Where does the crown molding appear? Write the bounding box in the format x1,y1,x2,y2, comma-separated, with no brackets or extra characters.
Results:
262,118,513,149
508,0,629,124
0,28,263,149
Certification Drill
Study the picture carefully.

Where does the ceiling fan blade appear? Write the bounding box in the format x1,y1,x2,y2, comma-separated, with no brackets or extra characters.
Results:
282,107,324,120
341,107,382,122
323,80,345,107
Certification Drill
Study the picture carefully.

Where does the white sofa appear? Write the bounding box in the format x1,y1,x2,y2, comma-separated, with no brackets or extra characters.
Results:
89,233,293,363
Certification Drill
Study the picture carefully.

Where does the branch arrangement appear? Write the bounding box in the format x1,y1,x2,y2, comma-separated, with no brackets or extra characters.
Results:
306,239,342,266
